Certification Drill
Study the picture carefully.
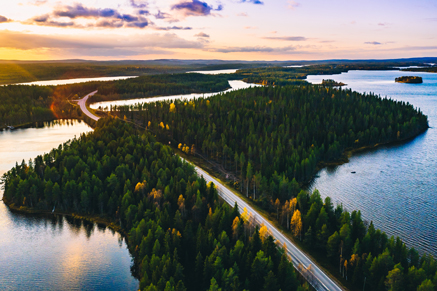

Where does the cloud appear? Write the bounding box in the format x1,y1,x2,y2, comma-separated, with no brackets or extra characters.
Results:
154,10,172,19
155,26,192,30
240,0,263,4
287,1,300,10
263,36,307,41
0,30,204,51
130,0,148,9
27,3,151,29
138,10,150,15
244,26,257,29
195,32,210,38
398,46,437,51
171,0,221,17
210,45,297,53
53,4,118,19
28,0,47,6
365,41,382,45
377,22,390,27
0,16,12,23
237,13,248,17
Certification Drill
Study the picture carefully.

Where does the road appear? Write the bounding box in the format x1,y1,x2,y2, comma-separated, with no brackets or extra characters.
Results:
76,90,344,291
74,90,99,121
188,162,344,291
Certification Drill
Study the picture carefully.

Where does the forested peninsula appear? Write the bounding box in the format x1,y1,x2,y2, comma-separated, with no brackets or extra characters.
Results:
2,119,308,291
108,85,434,291
1,64,435,291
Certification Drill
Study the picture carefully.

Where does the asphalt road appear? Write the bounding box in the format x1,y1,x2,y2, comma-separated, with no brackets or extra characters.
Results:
75,90,99,121
76,91,343,291
189,162,344,291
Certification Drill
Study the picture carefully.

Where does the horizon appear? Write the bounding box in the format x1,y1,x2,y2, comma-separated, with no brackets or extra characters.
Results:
0,0,436,61
1,56,436,63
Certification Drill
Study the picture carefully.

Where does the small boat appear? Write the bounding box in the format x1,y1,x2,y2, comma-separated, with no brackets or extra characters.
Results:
351,171,356,174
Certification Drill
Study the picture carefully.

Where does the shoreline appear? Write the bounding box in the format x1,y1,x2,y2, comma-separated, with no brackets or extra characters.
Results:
2,198,128,238
316,126,429,169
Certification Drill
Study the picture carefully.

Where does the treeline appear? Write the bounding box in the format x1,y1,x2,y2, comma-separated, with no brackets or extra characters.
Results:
2,119,308,291
0,85,82,127
90,73,232,104
114,84,431,290
0,73,232,127
235,64,412,86
283,189,437,291
0,62,192,85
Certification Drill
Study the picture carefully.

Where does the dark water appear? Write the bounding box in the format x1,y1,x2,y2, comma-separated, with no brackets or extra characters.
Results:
0,120,139,290
306,71,437,256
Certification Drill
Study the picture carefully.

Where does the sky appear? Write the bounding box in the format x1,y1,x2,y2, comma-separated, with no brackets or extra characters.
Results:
0,0,436,61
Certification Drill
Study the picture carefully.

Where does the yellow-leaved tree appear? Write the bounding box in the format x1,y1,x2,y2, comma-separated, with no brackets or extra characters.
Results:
241,207,249,222
259,224,269,243
290,209,302,240
178,194,185,217
134,180,147,197
169,103,176,113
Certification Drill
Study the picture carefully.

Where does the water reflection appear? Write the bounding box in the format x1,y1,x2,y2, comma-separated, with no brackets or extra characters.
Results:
0,203,138,290
0,118,138,290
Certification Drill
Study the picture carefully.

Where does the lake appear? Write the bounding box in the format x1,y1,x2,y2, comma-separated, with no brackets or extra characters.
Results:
13,76,137,86
0,120,92,177
186,69,238,74
0,120,139,290
306,70,437,256
90,80,261,110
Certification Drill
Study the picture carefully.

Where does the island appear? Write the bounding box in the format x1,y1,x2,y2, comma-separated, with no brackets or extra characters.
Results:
395,76,423,83
321,79,346,86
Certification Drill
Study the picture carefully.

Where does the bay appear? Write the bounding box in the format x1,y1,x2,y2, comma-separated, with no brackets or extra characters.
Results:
306,70,437,256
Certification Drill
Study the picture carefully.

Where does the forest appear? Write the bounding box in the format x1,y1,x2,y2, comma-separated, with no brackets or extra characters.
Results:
2,118,308,291
0,85,83,128
110,84,433,290
233,64,405,86
0,61,193,85
0,73,233,128
90,73,232,103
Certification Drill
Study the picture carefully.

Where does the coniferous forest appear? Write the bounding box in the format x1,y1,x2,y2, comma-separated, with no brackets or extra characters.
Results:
0,85,80,127
2,119,307,291
110,84,434,291
0,73,231,128
2,80,434,291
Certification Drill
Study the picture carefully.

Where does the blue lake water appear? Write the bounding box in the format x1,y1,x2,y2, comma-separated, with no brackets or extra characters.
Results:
0,120,138,290
307,70,437,256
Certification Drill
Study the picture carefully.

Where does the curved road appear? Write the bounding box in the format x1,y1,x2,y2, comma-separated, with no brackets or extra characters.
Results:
77,90,343,291
74,90,99,121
